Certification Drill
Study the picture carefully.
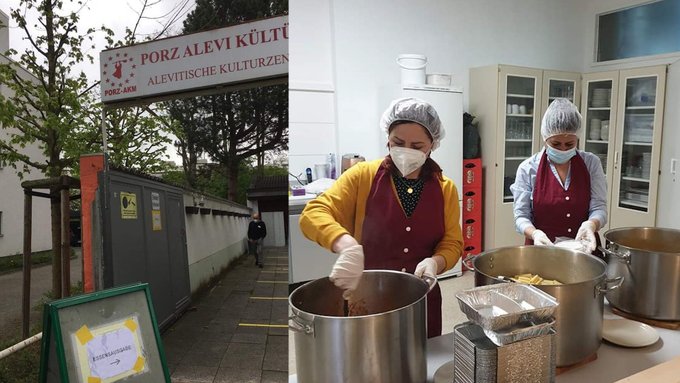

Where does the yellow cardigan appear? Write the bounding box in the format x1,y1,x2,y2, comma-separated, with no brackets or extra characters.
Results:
299,158,463,271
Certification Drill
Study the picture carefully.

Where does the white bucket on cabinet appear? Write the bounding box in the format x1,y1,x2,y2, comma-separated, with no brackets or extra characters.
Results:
397,54,427,85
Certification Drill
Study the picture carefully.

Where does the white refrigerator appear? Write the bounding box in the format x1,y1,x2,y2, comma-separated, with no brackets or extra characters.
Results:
384,84,465,278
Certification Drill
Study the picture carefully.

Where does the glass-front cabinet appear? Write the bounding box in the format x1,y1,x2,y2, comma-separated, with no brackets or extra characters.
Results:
611,66,666,227
502,69,540,203
581,66,666,229
580,71,620,234
540,70,581,121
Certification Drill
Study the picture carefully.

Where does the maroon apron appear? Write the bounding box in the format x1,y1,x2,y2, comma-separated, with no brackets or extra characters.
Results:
526,152,602,252
362,162,445,338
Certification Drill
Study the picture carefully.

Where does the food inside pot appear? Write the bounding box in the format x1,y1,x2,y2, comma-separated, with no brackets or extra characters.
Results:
511,273,563,285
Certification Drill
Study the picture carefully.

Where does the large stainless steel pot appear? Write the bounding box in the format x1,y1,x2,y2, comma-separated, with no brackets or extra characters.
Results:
289,270,434,383
472,246,622,367
602,227,680,320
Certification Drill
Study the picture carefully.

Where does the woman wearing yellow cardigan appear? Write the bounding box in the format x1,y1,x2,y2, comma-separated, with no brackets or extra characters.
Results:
299,97,463,338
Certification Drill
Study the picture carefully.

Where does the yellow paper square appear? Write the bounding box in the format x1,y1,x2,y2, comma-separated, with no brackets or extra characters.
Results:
76,325,94,345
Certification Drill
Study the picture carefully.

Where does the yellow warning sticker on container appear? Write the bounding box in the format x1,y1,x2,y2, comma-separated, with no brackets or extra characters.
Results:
73,316,146,383
120,192,137,219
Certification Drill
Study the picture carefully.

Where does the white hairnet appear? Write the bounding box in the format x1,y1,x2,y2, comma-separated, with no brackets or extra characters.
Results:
380,97,445,150
541,98,582,140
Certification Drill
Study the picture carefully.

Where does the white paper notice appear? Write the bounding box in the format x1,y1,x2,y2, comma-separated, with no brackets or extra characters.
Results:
86,327,139,379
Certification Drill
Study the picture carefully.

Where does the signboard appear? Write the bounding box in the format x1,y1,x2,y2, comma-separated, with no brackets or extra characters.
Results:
120,192,137,219
150,192,161,210
39,283,170,382
151,211,162,231
73,317,146,382
100,15,288,105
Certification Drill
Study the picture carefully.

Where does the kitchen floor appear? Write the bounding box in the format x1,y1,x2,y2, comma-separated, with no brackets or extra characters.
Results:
288,271,475,375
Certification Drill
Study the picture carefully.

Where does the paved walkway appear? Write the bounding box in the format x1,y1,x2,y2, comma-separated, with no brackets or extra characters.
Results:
162,246,288,383
0,248,82,341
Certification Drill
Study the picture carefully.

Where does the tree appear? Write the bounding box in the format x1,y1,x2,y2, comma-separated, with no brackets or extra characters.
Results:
168,0,288,201
0,0,108,297
0,0,184,297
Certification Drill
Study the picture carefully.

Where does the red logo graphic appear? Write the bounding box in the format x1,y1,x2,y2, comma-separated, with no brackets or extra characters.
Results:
102,52,137,89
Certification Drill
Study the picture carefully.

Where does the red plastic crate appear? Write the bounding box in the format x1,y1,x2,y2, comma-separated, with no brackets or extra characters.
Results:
463,158,482,189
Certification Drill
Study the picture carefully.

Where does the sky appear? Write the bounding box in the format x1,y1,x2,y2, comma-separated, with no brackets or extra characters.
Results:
1,0,196,165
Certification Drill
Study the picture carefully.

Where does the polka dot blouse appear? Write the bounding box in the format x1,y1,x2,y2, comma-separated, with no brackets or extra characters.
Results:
392,174,425,217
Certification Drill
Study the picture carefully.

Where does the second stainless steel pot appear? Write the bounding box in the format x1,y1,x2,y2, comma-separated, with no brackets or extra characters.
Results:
473,246,622,367
602,227,680,320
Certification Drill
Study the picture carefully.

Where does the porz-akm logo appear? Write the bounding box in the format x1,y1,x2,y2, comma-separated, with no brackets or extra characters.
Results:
103,52,137,96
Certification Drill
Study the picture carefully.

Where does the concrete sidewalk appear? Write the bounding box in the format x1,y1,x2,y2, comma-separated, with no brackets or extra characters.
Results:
162,246,288,383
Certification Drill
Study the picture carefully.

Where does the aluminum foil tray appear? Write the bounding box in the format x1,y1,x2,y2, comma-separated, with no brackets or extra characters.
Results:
456,284,558,331
483,319,555,346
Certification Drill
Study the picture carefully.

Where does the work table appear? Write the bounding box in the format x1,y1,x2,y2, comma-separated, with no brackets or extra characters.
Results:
425,307,680,383
289,306,680,383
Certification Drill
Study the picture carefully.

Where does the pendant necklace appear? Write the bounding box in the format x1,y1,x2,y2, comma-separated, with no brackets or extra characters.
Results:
398,176,423,194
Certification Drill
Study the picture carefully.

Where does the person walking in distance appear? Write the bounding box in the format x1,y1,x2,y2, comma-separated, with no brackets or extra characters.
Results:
248,213,267,268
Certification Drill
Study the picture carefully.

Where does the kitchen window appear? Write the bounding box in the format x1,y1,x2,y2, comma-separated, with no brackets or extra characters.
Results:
597,0,680,62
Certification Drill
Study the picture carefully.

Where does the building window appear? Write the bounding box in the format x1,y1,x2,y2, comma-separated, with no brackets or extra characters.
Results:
597,0,680,62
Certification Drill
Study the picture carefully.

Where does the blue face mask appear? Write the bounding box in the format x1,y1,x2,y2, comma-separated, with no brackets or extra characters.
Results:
546,145,576,164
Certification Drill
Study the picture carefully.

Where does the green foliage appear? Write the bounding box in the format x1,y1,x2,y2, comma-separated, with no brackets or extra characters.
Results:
162,162,287,204
167,0,289,201
0,249,77,274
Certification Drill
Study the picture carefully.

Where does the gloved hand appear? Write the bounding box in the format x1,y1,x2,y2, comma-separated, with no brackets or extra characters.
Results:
531,229,554,246
576,221,597,253
329,244,364,299
415,258,438,278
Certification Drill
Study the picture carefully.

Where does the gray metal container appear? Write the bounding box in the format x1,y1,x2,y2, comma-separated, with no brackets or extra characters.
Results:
472,246,622,367
289,270,431,383
602,227,680,320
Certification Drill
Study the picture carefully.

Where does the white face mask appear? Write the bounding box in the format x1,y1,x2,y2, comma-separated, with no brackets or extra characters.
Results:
390,147,427,177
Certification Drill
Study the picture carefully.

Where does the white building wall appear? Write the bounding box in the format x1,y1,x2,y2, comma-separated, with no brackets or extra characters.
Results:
0,10,52,257
328,0,584,162
289,0,337,181
182,193,251,293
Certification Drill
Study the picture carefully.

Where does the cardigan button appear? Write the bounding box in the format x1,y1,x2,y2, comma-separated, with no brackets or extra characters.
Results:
406,226,411,232
565,196,570,200
567,228,572,233
566,213,571,218
403,248,409,253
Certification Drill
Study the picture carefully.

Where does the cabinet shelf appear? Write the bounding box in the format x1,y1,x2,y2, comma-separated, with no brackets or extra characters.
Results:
623,141,653,146
505,157,528,161
622,176,650,183
506,113,533,117
619,199,648,209
626,106,655,110
503,195,514,202
588,107,611,111
586,140,609,144
505,139,532,142
507,93,534,99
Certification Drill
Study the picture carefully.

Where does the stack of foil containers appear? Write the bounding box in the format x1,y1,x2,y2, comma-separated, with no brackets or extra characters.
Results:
453,284,559,383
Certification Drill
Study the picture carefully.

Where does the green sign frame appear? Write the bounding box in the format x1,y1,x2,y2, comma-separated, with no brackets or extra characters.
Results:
39,283,171,383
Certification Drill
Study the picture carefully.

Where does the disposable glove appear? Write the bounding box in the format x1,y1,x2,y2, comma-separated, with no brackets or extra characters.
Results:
329,244,364,299
531,229,554,246
576,221,597,254
414,258,438,278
